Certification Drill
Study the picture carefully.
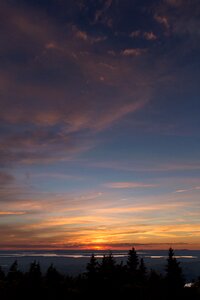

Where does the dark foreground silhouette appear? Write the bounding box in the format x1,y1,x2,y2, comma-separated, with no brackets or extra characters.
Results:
0,248,199,300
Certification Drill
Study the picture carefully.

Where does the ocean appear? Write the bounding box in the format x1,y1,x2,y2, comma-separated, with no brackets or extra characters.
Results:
0,249,199,281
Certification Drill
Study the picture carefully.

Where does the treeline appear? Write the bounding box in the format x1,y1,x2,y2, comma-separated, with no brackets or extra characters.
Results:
0,247,199,300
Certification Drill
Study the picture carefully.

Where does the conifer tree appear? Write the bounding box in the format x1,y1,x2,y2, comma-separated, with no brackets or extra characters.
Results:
7,260,22,282
46,263,61,284
27,261,42,289
127,247,139,273
165,248,184,291
100,251,116,279
86,254,98,277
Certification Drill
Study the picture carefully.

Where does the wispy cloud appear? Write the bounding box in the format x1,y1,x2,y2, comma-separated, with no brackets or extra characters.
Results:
129,31,157,41
73,25,107,43
105,182,157,189
87,160,200,173
121,48,147,56
92,201,189,215
0,211,27,216
175,186,200,193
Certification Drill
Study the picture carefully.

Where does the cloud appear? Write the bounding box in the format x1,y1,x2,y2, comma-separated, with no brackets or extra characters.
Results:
154,15,170,30
0,126,95,166
1,217,199,250
121,48,147,57
73,25,107,43
0,211,27,216
144,31,157,41
0,241,197,250
105,182,157,189
129,30,141,38
154,0,200,41
93,201,188,215
93,0,113,27
88,160,200,173
130,31,157,41
0,1,153,170
75,29,88,41
175,186,200,193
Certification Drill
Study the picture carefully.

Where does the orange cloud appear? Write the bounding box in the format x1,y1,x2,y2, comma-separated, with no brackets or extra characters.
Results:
0,211,27,216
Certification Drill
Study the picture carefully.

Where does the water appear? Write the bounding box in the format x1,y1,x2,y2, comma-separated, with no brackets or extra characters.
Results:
0,249,200,281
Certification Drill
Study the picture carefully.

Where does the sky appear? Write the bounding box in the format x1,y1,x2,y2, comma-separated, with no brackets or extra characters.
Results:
0,0,200,250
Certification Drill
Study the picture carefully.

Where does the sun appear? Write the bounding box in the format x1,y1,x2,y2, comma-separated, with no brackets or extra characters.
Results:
92,245,105,251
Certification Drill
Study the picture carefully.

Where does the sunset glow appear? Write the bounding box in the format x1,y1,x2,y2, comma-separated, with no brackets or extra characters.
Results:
0,0,200,251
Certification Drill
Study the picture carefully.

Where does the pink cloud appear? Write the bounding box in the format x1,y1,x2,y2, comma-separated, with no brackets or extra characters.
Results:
105,182,157,189
175,186,200,193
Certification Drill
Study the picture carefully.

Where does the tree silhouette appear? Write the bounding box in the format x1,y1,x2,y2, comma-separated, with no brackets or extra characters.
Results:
28,261,41,282
165,247,184,295
46,263,62,285
26,260,42,297
148,269,164,300
7,260,22,282
86,254,98,280
126,247,139,284
99,251,116,280
127,247,139,272
0,248,199,300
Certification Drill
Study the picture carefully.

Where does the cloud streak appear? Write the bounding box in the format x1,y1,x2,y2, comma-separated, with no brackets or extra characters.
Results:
105,182,157,189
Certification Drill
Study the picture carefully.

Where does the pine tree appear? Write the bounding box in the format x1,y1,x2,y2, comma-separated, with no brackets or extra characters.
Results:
86,254,98,278
99,251,116,279
46,263,61,283
165,248,184,292
127,247,139,273
27,261,42,289
46,263,62,292
7,260,22,282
